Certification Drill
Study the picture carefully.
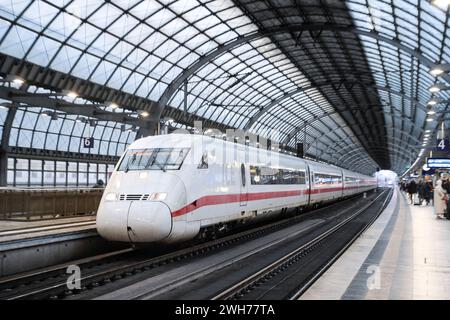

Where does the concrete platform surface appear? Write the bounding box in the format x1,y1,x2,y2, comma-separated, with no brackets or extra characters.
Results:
300,187,450,300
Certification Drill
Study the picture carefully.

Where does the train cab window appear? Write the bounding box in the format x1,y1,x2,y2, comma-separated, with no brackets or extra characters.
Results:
117,148,189,171
198,152,208,169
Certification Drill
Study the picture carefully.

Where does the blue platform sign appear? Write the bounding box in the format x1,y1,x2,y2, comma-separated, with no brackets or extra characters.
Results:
427,158,450,168
436,138,450,152
83,137,94,148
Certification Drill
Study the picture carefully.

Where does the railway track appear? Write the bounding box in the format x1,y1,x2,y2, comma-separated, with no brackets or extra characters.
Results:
212,188,392,300
88,190,388,300
0,192,375,300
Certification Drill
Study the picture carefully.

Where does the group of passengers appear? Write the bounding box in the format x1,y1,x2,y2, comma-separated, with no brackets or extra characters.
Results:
401,173,450,219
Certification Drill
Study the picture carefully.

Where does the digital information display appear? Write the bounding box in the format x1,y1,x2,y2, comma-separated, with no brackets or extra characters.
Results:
427,158,450,168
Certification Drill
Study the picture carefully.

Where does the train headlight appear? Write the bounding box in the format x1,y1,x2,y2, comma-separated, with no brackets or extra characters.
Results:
151,192,167,201
105,192,117,201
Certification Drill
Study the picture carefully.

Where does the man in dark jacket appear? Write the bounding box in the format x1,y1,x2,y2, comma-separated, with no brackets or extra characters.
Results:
407,179,418,204
417,179,426,205
424,180,433,205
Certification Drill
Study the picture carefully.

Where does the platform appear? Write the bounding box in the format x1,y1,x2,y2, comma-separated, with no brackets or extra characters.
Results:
0,215,96,243
300,187,450,300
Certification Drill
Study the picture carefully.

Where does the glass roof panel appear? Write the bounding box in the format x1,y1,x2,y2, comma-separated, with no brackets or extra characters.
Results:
1,0,445,174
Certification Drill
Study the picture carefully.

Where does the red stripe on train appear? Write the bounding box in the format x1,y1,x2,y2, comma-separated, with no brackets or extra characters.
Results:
171,185,370,217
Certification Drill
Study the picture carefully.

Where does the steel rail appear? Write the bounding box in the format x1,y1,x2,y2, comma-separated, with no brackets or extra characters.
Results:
211,189,391,300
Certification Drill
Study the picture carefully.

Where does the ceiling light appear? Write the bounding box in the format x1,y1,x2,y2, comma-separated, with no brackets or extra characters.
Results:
427,118,434,122
432,0,450,8
428,99,438,106
425,129,431,132
430,63,450,76
427,110,436,115
62,90,78,98
6,75,25,85
12,77,24,85
140,111,149,118
430,67,444,76
429,85,441,93
107,101,119,109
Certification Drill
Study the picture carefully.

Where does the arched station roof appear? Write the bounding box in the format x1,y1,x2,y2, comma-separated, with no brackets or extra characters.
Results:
0,0,448,181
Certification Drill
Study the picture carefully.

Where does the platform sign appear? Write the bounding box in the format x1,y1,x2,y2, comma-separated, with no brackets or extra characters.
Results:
427,158,450,168
83,137,94,148
436,138,450,152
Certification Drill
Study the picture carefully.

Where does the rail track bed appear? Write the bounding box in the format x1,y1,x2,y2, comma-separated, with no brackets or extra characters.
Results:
0,189,388,300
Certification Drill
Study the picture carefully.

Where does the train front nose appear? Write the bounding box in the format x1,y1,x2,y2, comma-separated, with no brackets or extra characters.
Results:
96,201,172,243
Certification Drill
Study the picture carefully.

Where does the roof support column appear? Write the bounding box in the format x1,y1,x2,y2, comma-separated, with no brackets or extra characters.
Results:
0,108,16,186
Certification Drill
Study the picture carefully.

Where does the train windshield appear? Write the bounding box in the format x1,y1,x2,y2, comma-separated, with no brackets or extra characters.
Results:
117,148,190,172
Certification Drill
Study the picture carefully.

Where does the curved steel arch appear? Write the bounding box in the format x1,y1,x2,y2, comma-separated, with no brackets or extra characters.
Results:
282,110,423,148
339,146,413,165
345,157,377,170
322,141,413,171
317,136,416,160
292,121,422,146
321,141,415,170
244,82,429,131
156,23,448,122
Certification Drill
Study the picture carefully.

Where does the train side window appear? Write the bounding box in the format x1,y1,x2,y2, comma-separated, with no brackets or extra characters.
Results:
198,151,208,169
241,163,246,187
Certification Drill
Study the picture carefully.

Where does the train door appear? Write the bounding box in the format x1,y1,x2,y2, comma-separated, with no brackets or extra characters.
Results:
306,164,311,206
240,163,247,206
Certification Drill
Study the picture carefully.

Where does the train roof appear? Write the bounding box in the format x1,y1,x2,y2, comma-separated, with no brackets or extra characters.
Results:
128,133,374,178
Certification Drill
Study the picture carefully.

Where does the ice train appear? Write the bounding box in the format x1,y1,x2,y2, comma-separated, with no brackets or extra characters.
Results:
96,133,377,244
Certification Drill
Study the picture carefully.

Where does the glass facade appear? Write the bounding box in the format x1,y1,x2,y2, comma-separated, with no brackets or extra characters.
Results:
8,106,135,156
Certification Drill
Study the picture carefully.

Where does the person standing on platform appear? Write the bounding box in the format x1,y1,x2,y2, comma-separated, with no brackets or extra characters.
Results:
407,179,418,204
417,179,426,205
424,179,433,205
434,178,447,219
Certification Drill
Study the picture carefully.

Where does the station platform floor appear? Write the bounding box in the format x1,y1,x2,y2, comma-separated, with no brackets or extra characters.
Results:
300,187,450,300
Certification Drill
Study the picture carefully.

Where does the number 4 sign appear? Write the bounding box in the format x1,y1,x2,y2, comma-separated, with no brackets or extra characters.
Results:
436,138,450,152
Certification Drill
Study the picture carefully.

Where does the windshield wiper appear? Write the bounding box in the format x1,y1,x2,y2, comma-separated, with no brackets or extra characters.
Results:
150,157,166,172
125,155,137,173
144,154,166,172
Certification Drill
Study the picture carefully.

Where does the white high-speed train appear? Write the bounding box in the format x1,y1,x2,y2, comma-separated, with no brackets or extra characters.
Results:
96,133,377,244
